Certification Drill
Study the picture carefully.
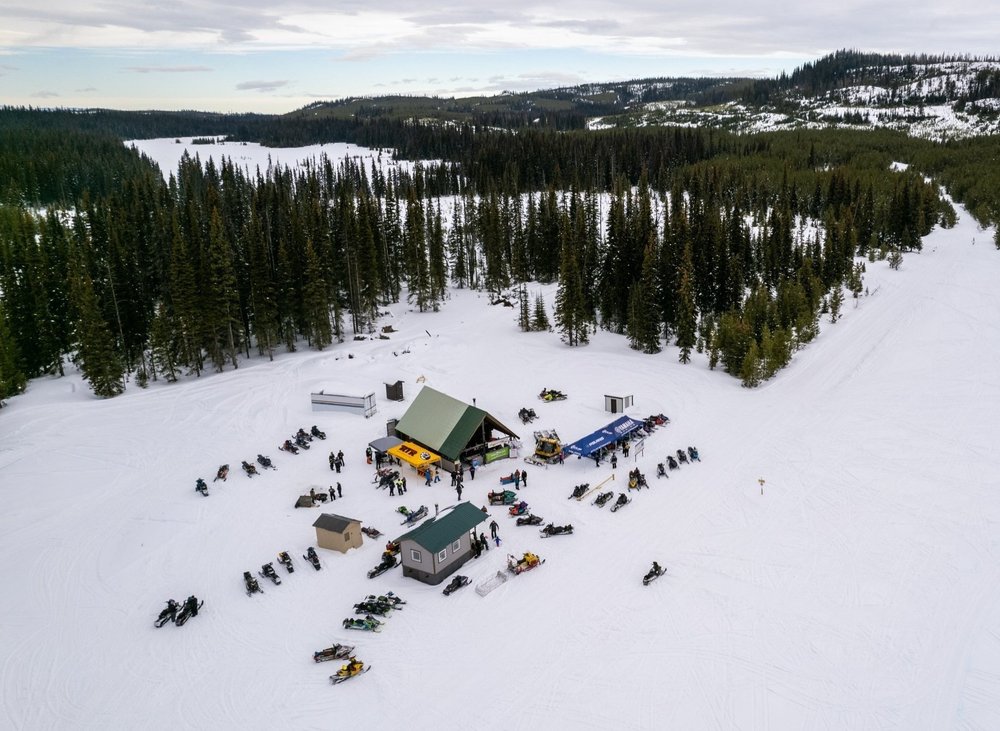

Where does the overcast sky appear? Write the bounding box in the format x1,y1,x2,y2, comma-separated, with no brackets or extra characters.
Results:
1,0,997,114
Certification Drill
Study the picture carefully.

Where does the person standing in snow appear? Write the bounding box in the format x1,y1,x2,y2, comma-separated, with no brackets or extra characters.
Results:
521,469,527,487
489,519,499,540
337,482,342,498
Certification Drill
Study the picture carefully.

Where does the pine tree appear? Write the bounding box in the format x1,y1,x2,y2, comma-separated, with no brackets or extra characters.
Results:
148,301,180,382
554,212,589,347
0,299,27,403
204,207,241,371
302,239,333,350
532,292,550,332
517,284,531,331
675,242,697,363
829,283,844,322
740,339,762,388
627,239,662,354
69,251,124,398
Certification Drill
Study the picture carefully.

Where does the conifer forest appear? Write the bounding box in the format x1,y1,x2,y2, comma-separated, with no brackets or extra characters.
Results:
1,104,998,401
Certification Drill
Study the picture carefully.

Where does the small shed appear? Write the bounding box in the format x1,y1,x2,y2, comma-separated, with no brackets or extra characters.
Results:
313,513,363,553
604,394,634,414
385,380,405,401
396,502,487,585
311,390,377,418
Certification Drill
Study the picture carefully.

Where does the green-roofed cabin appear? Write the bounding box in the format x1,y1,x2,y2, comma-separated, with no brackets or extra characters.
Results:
392,386,519,472
395,502,488,585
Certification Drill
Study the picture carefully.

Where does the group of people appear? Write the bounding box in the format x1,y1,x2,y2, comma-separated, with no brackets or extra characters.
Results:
329,450,345,472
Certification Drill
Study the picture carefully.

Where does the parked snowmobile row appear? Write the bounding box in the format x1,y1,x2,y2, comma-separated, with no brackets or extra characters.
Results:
154,596,203,627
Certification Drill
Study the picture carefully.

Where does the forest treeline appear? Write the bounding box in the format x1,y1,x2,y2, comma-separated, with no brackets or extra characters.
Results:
1,107,998,403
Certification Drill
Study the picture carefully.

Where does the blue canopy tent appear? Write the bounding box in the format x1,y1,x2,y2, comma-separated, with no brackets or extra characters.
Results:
563,416,646,457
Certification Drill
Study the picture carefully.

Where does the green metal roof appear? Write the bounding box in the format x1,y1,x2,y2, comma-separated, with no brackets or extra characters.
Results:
394,386,518,461
396,502,487,553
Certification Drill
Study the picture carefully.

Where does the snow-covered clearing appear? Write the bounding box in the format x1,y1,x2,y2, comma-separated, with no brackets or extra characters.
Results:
2,202,999,729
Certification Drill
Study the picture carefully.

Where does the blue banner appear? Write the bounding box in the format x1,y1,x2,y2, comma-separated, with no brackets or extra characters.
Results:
563,416,645,457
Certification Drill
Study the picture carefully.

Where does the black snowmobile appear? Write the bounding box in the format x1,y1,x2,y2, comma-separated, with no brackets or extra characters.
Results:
643,563,666,586
656,463,668,479
568,483,589,500
367,552,397,579
294,433,311,450
592,491,614,507
213,464,229,482
610,493,631,512
314,643,355,663
310,425,327,440
174,595,203,626
353,600,392,616
195,478,209,497
442,575,470,595
259,562,282,585
303,547,322,571
280,439,299,455
540,523,574,537
516,513,544,526
256,454,275,470
277,551,294,573
244,571,263,596
666,455,679,470
241,460,259,477
155,599,179,627
364,591,405,607
676,449,689,465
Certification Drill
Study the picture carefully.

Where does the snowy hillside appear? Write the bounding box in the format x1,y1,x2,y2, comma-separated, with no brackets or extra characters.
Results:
2,199,1000,728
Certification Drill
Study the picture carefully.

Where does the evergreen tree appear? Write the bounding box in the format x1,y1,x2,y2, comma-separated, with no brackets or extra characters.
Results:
0,299,27,403
675,242,697,363
554,212,589,346
532,292,550,331
148,301,180,382
69,250,124,398
627,238,662,354
302,239,333,349
517,284,531,331
829,283,844,322
740,339,762,388
203,207,241,371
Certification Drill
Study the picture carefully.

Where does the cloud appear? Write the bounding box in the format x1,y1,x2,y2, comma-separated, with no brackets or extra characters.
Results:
125,65,212,73
75,86,98,92
31,90,59,98
236,79,291,92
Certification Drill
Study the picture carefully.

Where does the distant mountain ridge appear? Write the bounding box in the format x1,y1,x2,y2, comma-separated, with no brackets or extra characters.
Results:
297,50,1000,140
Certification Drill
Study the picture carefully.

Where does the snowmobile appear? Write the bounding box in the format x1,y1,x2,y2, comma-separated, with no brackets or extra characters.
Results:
330,657,370,685
377,471,399,489
155,599,179,627
259,562,282,585
384,540,401,556
396,505,412,516
174,595,202,626
508,500,529,517
195,478,209,497
361,526,382,539
244,571,263,596
666,455,679,470
687,446,700,462
516,513,544,527
294,433,311,450
507,551,544,575
538,388,567,402
213,464,229,482
280,440,299,455
310,425,327,440
296,427,313,442
342,615,382,632
303,547,322,571
442,575,470,595
364,591,405,607
540,523,574,537
256,454,275,470
241,460,259,477
568,483,589,500
488,489,519,506
353,600,392,616
401,505,428,525
592,491,614,507
277,551,294,573
676,449,689,465
367,552,397,579
656,463,668,479
643,563,666,586
610,493,631,512
313,644,355,663
518,407,537,424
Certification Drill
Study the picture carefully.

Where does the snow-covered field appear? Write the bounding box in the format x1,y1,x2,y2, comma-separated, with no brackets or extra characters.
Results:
2,201,1000,729
127,138,416,181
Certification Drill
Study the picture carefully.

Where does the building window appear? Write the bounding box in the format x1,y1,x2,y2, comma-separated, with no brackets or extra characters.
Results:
438,549,447,562
452,540,461,552
411,549,422,563
344,531,351,541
